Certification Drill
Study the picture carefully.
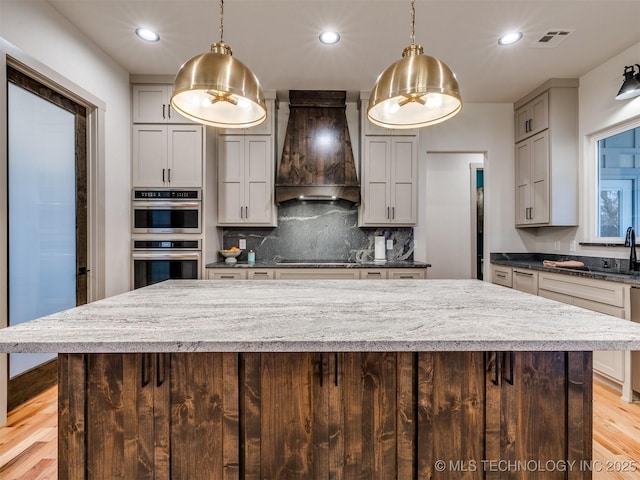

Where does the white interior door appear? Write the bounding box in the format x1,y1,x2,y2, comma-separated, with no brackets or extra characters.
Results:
8,82,76,377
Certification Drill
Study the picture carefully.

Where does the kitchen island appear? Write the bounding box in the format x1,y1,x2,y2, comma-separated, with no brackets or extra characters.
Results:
2,279,640,479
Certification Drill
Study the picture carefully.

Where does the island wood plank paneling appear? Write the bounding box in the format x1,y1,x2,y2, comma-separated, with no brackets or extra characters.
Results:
417,352,486,480
55,351,593,479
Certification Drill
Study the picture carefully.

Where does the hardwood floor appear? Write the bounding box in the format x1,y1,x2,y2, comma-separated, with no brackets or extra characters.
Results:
0,381,639,479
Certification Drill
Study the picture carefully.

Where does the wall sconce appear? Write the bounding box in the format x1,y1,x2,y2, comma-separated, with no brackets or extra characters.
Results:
615,64,640,100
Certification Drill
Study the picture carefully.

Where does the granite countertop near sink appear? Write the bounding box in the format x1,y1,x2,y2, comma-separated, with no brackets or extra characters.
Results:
491,252,640,285
206,260,431,269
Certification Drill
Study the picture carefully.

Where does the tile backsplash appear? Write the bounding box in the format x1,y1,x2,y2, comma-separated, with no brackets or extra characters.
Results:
222,200,414,262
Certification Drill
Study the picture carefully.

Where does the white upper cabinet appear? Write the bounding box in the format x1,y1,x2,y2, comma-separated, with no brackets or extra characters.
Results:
514,91,549,143
217,95,277,226
513,79,578,228
132,124,203,188
359,136,417,226
132,84,194,124
217,135,276,226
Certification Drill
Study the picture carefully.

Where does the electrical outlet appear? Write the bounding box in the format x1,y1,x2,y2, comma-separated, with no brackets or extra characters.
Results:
386,239,393,250
239,239,247,249
569,240,577,252
553,241,561,251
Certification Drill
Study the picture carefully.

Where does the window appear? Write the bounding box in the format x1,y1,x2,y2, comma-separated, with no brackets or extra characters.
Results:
596,125,640,239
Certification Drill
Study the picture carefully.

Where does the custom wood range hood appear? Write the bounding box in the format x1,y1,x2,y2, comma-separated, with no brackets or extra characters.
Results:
276,90,360,204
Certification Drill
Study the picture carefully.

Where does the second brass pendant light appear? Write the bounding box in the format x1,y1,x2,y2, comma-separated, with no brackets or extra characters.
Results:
367,0,463,129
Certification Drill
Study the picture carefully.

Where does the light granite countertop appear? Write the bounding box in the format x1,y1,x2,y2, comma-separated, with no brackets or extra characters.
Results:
2,279,640,353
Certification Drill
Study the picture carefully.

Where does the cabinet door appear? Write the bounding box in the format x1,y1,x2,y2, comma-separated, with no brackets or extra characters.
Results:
416,352,486,479
343,352,416,479
485,351,592,480
530,131,550,224
241,353,332,479
514,92,548,142
133,85,170,123
512,269,537,294
167,125,202,187
245,136,274,224
515,141,530,225
163,353,239,479
391,137,417,224
133,125,168,187
59,353,158,479
362,138,391,224
218,136,246,224
388,269,426,279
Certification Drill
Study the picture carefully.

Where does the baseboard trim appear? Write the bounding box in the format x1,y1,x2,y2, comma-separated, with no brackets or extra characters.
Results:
8,358,58,412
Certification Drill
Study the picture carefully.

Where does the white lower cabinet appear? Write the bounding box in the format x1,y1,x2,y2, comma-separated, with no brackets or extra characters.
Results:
207,268,428,280
492,264,632,389
537,271,629,384
512,268,538,294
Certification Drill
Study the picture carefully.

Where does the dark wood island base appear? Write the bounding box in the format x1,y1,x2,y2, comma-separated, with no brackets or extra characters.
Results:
58,351,592,480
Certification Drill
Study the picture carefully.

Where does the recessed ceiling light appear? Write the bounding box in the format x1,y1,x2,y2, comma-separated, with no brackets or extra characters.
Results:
498,31,523,46
319,31,340,45
135,27,160,43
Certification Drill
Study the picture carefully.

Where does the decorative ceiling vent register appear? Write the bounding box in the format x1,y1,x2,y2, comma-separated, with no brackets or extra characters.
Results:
531,29,575,48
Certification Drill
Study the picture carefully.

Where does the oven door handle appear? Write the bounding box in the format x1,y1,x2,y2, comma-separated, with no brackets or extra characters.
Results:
132,201,201,208
132,253,201,260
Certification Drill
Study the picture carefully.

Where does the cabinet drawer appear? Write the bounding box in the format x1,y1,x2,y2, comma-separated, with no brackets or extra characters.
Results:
248,270,274,280
512,269,538,294
360,269,387,279
538,272,625,307
491,266,512,287
208,270,245,280
387,269,426,279
274,269,360,280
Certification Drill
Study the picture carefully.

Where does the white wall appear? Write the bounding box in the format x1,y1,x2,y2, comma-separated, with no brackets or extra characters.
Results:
0,1,132,297
534,41,640,260
413,103,533,276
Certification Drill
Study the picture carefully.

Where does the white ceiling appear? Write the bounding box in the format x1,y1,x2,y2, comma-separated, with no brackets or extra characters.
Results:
46,0,640,103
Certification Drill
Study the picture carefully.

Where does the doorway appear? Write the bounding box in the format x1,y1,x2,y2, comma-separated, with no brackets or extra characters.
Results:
6,66,88,408
424,153,485,279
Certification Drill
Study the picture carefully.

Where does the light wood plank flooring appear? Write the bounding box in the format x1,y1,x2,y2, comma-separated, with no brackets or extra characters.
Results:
0,381,639,479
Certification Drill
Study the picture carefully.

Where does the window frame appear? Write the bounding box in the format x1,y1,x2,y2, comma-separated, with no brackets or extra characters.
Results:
588,117,640,244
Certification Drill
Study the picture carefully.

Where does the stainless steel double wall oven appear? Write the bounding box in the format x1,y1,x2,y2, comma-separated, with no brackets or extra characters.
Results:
131,189,202,288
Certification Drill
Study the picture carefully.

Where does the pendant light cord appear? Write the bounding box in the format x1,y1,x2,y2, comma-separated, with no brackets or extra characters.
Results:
409,0,415,45
219,0,224,43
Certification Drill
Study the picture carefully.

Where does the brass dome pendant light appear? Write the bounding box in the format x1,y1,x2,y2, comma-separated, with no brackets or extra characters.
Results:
367,0,462,129
170,0,266,128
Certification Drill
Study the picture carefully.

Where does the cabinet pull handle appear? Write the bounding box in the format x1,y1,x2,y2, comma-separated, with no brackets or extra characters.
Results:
162,104,166,119
168,168,171,183
141,353,151,388
387,207,390,219
254,272,268,276
220,275,235,279
245,206,248,218
399,275,412,279
392,207,395,219
167,104,171,119
503,351,514,385
162,168,165,183
496,273,506,278
515,271,533,277
240,206,243,219
156,353,166,387
490,351,500,386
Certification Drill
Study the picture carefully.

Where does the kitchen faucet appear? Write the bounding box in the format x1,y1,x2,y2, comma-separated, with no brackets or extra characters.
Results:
625,227,640,271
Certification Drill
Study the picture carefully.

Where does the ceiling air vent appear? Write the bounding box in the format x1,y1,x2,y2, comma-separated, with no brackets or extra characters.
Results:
530,29,575,48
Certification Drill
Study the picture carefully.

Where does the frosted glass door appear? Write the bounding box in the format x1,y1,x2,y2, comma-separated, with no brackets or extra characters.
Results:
8,83,76,377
